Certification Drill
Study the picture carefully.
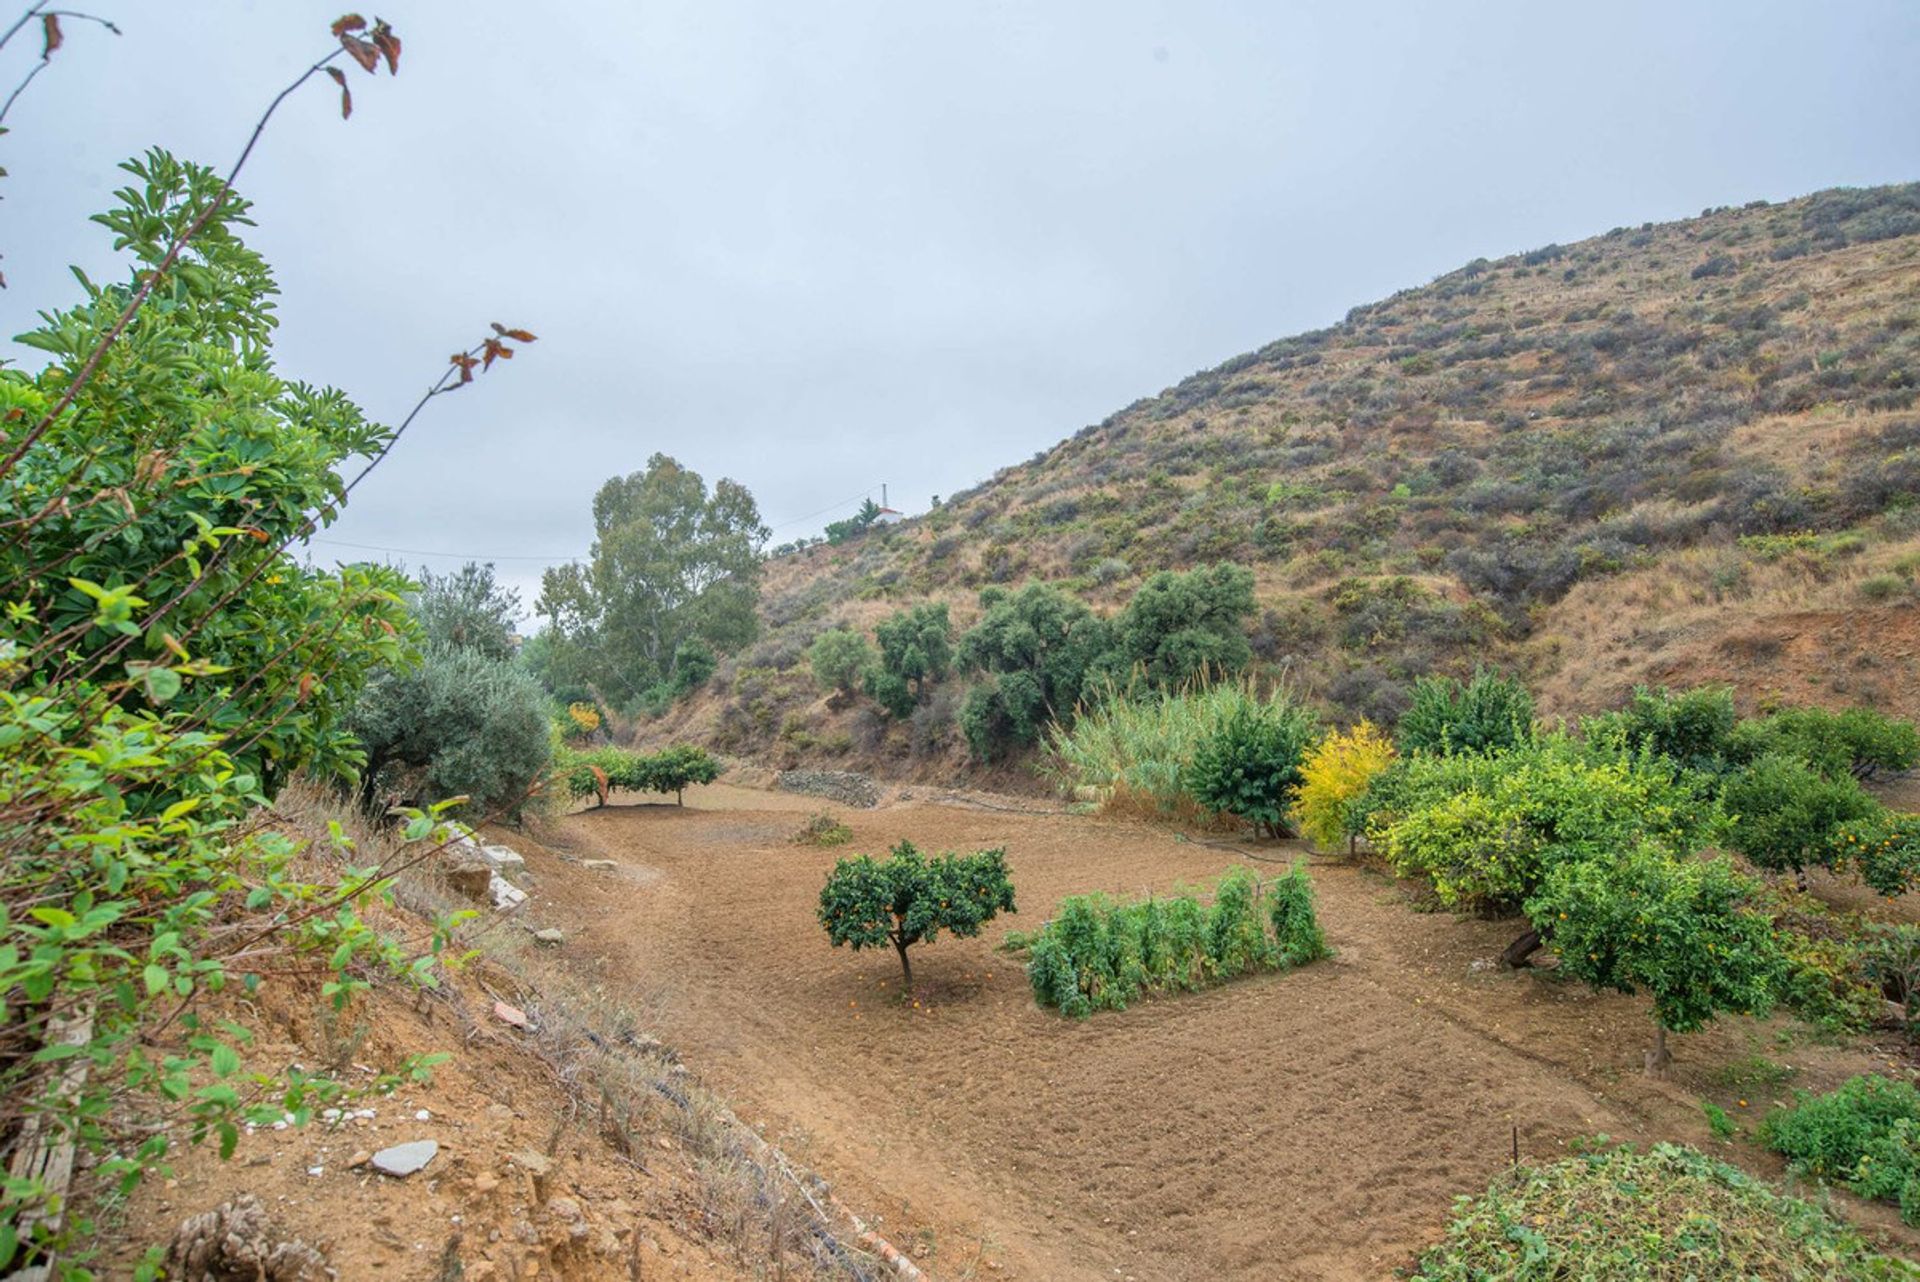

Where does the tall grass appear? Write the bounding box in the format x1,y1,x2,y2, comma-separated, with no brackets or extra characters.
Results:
1044,673,1307,822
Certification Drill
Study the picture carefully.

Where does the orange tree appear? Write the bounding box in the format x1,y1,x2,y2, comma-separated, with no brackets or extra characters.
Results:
817,841,1014,987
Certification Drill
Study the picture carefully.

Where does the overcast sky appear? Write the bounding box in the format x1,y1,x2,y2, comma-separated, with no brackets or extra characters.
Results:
6,2,1917,616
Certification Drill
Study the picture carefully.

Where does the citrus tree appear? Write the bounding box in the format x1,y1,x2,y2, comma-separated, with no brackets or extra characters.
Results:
817,841,1015,987
1528,845,1780,1076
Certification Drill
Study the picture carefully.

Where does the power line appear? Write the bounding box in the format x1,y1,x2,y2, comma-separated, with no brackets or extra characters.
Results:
305,537,581,563
305,482,888,563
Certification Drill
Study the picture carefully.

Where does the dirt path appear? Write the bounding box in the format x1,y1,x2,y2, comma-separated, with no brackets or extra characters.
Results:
518,784,1919,1280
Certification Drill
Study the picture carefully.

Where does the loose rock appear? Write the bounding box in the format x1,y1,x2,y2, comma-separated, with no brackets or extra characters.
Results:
370,1139,439,1178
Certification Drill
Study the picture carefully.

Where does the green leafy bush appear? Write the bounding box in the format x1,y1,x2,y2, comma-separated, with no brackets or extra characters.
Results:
1024,865,1328,1017
1528,846,1780,1072
1833,813,1920,897
350,643,554,819
1411,1142,1920,1280
1727,705,1920,781
1721,754,1878,880
807,626,874,699
1763,1075,1920,1224
555,743,723,806
956,582,1118,747
1186,693,1322,836
1397,668,1535,755
1581,685,1736,772
865,603,953,717
1112,562,1256,688
817,841,1016,986
791,813,854,846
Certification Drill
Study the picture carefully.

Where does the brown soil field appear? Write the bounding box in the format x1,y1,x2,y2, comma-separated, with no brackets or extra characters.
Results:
523,783,1920,1281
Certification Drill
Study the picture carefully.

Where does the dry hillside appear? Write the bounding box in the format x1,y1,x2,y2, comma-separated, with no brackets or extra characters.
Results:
660,183,1920,776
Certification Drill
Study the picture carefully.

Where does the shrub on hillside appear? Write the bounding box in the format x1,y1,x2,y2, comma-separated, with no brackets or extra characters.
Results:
807,626,875,699
350,643,554,819
817,841,1015,987
1024,865,1327,1017
956,582,1118,742
1113,562,1257,688
1397,668,1535,755
1291,720,1397,850
865,603,953,717
1410,1143,1917,1280
557,743,723,807
1185,695,1322,837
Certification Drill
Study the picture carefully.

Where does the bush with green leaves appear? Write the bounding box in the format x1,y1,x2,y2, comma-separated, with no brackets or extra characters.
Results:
1112,562,1256,688
1185,694,1322,837
1832,812,1920,898
1762,1075,1920,1224
349,642,554,819
955,583,1118,757
1528,845,1780,1075
556,743,723,806
411,562,523,661
1727,704,1920,781
1375,737,1715,912
1396,668,1535,755
0,128,485,1266
1720,753,1879,881
865,603,953,717
1024,865,1328,1017
807,626,876,699
817,841,1015,986
1410,1142,1920,1280
1581,684,1736,772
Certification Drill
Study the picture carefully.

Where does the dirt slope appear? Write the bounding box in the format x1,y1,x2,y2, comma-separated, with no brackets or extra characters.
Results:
524,783,1920,1281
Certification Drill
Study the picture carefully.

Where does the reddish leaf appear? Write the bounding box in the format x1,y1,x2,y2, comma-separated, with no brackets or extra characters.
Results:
371,19,401,74
504,328,537,343
41,13,61,57
340,34,379,72
450,352,479,384
298,672,317,703
481,338,515,370
330,14,367,36
326,66,352,119
240,526,269,542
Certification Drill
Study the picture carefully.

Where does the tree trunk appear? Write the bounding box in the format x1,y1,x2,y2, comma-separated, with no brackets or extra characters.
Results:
1644,1024,1672,1079
893,935,913,990
1500,928,1543,969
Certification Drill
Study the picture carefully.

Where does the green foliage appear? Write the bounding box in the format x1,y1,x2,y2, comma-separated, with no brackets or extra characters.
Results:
1528,845,1779,1037
824,497,885,545
1397,667,1535,755
555,743,723,805
1112,562,1256,688
1763,1075,1920,1225
1721,754,1878,879
1727,705,1920,781
1024,865,1328,1017
817,841,1015,984
536,454,766,709
1702,1100,1738,1139
349,642,553,819
1185,693,1322,836
807,626,875,698
0,150,458,1263
1582,685,1737,772
1375,737,1715,911
412,561,522,661
1410,1142,1920,1280
1046,677,1310,821
955,583,1118,756
865,603,953,717
1833,812,1920,897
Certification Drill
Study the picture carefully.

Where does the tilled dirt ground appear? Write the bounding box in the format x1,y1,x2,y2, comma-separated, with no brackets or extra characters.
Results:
523,784,1920,1281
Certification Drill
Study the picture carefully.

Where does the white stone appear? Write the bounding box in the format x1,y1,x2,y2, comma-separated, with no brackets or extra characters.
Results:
370,1139,439,1178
